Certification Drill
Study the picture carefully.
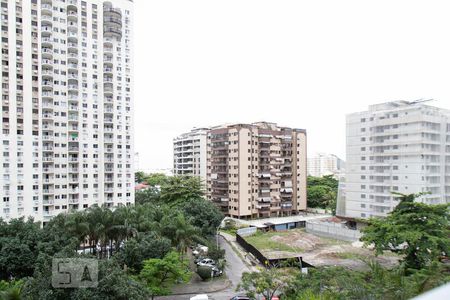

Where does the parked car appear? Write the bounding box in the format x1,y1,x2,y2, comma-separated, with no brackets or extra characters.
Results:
197,258,216,267
211,266,223,277
190,294,209,300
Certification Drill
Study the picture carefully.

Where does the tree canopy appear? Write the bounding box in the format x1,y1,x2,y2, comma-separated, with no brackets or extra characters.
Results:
361,192,450,270
307,175,338,213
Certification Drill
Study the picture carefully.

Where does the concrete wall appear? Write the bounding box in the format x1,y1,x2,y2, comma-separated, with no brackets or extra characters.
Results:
306,220,362,242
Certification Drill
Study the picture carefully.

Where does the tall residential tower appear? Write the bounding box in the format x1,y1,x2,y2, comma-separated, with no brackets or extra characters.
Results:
1,0,134,223
339,101,450,218
206,122,307,218
173,128,208,183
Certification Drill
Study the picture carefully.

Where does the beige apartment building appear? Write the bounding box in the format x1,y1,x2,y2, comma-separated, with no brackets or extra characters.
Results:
206,122,307,218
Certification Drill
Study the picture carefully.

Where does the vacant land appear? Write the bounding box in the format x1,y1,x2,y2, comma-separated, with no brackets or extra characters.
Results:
244,229,399,270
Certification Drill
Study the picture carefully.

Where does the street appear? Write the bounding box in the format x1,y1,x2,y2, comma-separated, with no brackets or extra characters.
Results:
157,235,252,300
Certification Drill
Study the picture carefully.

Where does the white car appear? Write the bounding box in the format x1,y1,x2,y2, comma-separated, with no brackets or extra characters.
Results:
190,294,209,300
196,258,216,266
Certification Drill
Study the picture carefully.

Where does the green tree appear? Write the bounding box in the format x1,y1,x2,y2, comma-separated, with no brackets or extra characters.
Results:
135,187,161,205
135,171,147,183
145,173,169,186
307,175,338,212
0,280,23,300
138,251,190,300
361,192,450,270
237,268,290,300
162,213,198,259
160,176,204,206
116,232,171,273
22,254,148,300
181,198,224,236
0,218,42,280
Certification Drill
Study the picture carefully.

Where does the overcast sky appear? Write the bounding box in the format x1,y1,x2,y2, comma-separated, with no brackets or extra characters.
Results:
133,0,450,171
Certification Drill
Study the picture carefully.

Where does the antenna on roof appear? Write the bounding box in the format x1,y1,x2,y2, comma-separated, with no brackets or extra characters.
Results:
409,98,435,105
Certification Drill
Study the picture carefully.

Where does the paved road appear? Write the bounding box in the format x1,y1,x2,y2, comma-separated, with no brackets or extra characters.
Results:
157,235,251,300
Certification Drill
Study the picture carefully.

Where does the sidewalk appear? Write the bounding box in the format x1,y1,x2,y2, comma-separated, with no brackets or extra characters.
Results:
220,231,259,272
170,277,231,295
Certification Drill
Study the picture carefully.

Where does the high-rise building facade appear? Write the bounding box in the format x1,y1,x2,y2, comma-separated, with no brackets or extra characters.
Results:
173,128,208,183
206,122,307,218
307,152,345,178
1,0,134,223
339,101,450,218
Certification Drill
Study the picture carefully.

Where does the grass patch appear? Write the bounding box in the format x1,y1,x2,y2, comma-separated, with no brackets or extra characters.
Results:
244,231,303,253
334,252,368,260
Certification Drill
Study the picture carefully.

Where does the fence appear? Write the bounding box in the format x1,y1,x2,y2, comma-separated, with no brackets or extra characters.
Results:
235,231,313,268
305,220,362,242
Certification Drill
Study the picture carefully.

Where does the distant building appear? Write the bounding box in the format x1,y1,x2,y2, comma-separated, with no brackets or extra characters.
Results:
341,100,450,219
0,0,135,223
173,128,208,183
206,122,307,218
307,153,345,177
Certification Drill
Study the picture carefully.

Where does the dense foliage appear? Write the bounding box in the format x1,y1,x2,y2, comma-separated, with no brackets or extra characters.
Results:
0,175,223,299
361,192,450,270
307,175,338,213
137,251,190,299
284,261,450,300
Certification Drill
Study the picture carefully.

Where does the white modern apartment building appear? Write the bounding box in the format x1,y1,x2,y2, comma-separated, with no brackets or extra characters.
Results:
1,0,134,224
173,128,208,183
340,100,450,218
307,152,344,177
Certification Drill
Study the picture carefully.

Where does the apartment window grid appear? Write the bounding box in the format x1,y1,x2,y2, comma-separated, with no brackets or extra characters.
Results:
0,0,134,223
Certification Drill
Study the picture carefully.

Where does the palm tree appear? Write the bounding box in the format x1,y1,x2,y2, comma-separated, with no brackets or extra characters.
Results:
64,211,88,251
164,213,198,259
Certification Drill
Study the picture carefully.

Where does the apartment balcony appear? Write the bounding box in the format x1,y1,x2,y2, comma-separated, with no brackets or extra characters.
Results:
69,157,79,162
68,93,78,102
43,167,54,173
67,10,78,21
43,189,54,195
42,157,54,163
42,113,53,120
68,105,78,112
67,0,78,13
104,83,114,95
105,177,114,183
68,146,79,153
68,84,78,92
68,115,79,122
42,124,54,132
68,52,78,61
41,4,52,15
104,118,113,124
43,199,55,206
41,26,52,36
41,36,52,46
43,145,54,152
42,80,53,90
104,46,113,55
42,59,53,68
68,62,78,70
42,101,53,110
41,47,53,58
104,127,114,133
67,21,78,31
69,199,79,204
103,55,113,64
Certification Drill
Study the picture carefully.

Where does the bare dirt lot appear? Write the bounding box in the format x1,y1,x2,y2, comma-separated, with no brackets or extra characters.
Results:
245,229,400,270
